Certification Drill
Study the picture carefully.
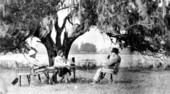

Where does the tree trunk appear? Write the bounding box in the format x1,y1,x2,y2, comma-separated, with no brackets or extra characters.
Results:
62,32,74,59
41,34,56,66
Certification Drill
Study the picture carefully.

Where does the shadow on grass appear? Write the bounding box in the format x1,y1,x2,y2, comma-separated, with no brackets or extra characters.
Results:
70,77,93,84
114,80,132,84
70,77,134,84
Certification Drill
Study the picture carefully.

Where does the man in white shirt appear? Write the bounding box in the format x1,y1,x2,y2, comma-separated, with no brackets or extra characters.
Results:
92,48,121,84
12,48,47,85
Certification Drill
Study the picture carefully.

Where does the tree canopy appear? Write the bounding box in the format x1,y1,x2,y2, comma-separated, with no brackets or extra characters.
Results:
0,0,60,53
95,0,170,56
0,0,170,57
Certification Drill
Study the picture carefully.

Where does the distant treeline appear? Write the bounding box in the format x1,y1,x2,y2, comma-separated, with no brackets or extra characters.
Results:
70,43,97,53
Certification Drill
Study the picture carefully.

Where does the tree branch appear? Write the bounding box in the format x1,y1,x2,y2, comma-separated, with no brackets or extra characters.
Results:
162,0,167,18
54,15,59,33
57,6,69,12
135,0,149,21
68,20,90,42
60,16,69,31
60,9,76,30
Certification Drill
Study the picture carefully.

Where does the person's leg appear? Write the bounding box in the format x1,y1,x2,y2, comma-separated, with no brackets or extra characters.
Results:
110,74,113,82
93,68,102,83
100,68,114,82
101,68,114,73
51,70,58,84
65,68,71,82
100,72,106,80
92,68,114,84
64,73,70,83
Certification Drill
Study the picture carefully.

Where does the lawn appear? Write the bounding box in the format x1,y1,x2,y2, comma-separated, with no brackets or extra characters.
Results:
1,68,170,94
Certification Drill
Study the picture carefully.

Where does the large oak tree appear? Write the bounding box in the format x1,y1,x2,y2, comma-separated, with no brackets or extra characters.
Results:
0,0,170,66
0,0,98,66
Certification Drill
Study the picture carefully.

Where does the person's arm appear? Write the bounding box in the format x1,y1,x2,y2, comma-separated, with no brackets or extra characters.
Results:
53,56,67,67
62,57,67,64
54,56,60,66
54,57,57,64
104,55,119,67
107,55,110,59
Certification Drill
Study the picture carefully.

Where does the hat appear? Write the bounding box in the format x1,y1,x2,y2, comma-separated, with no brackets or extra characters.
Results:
28,49,36,56
111,48,119,54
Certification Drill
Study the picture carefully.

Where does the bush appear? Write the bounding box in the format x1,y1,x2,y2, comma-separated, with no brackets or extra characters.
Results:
76,59,97,70
0,60,13,69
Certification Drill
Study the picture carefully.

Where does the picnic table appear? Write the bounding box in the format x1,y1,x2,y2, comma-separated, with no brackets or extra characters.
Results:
15,57,76,86
44,64,76,84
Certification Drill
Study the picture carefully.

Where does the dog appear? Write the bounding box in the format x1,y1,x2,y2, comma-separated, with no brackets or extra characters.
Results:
58,67,71,83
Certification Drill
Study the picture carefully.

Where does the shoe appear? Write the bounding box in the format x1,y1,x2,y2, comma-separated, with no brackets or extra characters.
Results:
11,77,18,85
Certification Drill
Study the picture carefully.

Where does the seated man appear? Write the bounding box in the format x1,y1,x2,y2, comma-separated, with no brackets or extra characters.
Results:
11,48,47,85
92,48,121,84
26,48,48,72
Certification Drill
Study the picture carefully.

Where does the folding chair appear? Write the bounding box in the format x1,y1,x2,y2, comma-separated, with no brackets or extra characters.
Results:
15,62,46,86
15,62,32,86
100,62,120,83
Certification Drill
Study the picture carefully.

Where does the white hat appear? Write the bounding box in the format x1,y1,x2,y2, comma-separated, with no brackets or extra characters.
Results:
28,49,36,56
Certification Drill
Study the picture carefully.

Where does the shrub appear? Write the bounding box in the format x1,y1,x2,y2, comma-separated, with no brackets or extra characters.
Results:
76,59,97,70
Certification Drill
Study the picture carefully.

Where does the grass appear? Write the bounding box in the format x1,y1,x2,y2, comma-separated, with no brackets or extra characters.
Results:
0,53,170,94
1,68,170,94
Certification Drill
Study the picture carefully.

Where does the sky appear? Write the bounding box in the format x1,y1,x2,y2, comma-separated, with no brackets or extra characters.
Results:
73,27,119,50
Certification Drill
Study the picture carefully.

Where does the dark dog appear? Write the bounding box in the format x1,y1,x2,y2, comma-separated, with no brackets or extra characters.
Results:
58,67,71,82
58,67,71,77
